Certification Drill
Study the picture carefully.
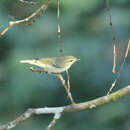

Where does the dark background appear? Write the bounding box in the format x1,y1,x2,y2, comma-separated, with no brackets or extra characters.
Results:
0,0,130,130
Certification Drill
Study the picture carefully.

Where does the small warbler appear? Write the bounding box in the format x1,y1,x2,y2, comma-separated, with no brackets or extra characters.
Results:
20,56,80,73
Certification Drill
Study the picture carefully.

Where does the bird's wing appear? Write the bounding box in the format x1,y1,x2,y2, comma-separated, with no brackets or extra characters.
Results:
52,59,64,68
52,63,62,68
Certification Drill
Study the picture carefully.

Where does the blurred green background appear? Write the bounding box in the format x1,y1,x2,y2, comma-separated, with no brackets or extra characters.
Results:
0,0,130,130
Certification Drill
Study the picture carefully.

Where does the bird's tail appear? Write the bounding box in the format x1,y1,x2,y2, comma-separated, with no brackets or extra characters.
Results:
20,59,40,67
20,59,35,64
19,59,44,68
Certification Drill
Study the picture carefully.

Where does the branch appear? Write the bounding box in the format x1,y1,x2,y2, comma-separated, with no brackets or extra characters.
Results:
19,0,39,5
0,107,64,130
0,85,130,130
106,0,117,73
57,0,63,53
30,67,75,104
107,38,130,95
0,0,50,38
55,73,75,104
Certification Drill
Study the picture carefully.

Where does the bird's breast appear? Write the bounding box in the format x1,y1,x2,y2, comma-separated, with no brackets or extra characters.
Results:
44,64,67,73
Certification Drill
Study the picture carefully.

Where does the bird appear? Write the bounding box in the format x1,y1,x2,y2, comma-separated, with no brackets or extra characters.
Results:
20,56,80,74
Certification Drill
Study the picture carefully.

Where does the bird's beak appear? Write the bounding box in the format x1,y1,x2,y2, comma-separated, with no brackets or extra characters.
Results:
76,58,80,61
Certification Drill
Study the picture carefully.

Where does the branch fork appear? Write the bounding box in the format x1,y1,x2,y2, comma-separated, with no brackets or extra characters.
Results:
29,66,75,104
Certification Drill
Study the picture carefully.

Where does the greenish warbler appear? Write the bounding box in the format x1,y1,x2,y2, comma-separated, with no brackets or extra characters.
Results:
20,56,80,73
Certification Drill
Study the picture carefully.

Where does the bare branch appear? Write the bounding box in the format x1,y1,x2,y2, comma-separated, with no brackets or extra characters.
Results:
107,38,130,95
0,85,130,130
66,70,70,92
55,73,75,104
0,0,51,38
0,107,64,130
106,0,117,73
57,0,63,53
46,111,62,130
19,0,38,5
29,67,75,104
64,85,130,112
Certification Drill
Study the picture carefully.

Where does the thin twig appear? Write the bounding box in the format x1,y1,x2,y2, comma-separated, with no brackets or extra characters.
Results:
0,107,64,130
66,70,70,92
19,0,38,5
57,0,63,53
66,70,75,104
106,0,117,73
0,0,50,38
107,39,130,95
29,67,75,104
56,74,75,104
46,112,61,130
0,85,130,130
